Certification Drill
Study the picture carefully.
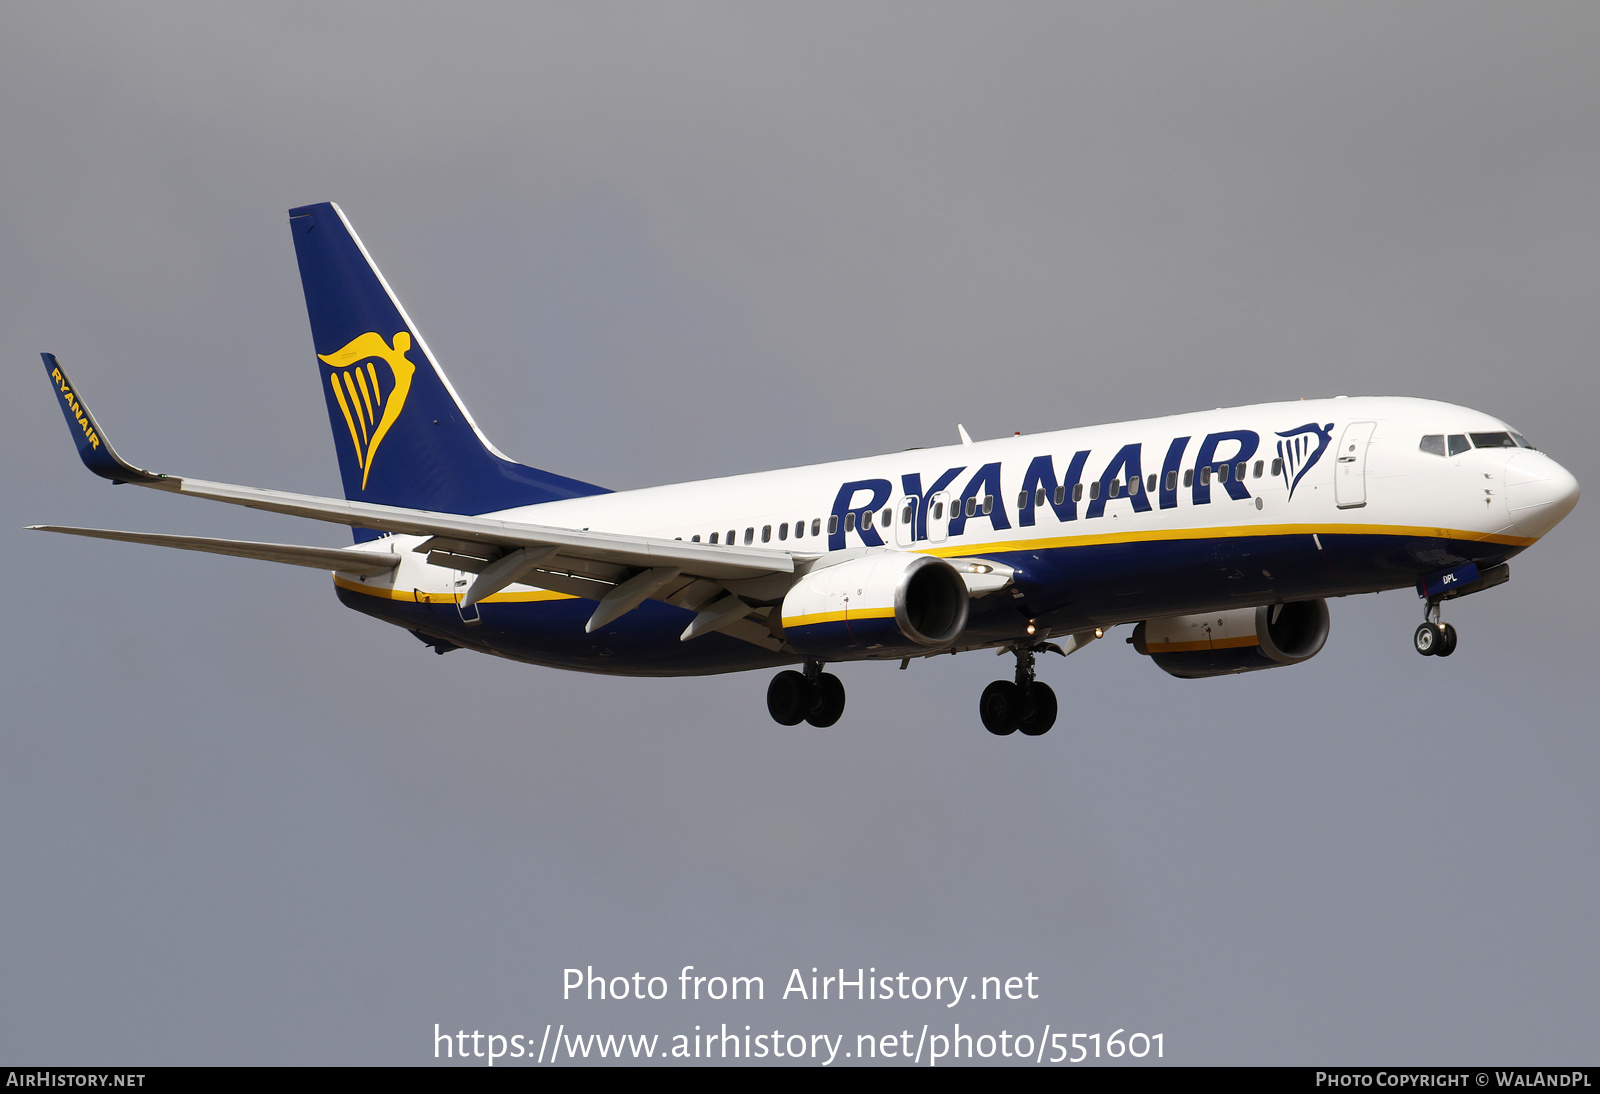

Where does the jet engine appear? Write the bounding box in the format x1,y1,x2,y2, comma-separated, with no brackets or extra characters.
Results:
780,553,969,658
1131,600,1330,679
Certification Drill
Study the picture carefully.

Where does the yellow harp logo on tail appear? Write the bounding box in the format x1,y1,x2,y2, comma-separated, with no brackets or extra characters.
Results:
318,331,417,490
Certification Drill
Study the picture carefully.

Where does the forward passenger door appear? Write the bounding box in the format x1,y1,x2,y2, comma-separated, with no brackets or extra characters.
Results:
1334,421,1377,509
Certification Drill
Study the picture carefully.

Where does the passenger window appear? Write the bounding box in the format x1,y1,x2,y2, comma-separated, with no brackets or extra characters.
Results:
709,532,719,544
1418,435,1446,457
1217,464,1228,483
1470,432,1517,449
1270,458,1282,477
965,497,977,517
1166,470,1177,492
1038,487,1048,507
1109,478,1121,498
1252,460,1263,478
1017,490,1029,509
901,504,913,525
744,528,754,545
982,495,993,515
779,523,788,541
1129,476,1141,496
882,508,893,528
1073,484,1083,502
1183,469,1194,488
762,525,772,543
823,517,833,535
931,502,943,520
692,534,701,542
1088,481,1100,500
1147,473,1157,493
844,512,855,533
1448,434,1470,456
1235,462,1247,481
1200,467,1211,486
1055,485,1066,505
727,529,736,544
794,521,804,539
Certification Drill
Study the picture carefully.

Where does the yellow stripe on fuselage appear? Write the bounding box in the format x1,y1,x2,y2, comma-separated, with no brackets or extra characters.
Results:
332,574,577,604
330,521,1527,610
920,521,1535,559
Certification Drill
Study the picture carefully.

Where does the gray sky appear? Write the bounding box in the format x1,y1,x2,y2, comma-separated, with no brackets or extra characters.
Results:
2,2,1596,1065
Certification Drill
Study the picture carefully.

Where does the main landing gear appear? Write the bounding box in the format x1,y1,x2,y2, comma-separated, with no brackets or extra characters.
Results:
767,659,846,727
1413,601,1459,658
980,643,1060,737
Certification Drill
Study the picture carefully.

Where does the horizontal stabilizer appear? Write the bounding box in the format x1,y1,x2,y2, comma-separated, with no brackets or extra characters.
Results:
29,526,401,576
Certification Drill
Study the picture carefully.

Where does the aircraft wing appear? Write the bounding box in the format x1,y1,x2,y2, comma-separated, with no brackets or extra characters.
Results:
42,351,791,571
40,353,799,642
149,475,793,581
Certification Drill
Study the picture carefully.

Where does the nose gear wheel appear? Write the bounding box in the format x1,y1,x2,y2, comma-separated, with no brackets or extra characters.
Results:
1414,600,1460,658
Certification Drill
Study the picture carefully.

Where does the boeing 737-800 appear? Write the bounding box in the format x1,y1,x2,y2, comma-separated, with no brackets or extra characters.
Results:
35,202,1581,735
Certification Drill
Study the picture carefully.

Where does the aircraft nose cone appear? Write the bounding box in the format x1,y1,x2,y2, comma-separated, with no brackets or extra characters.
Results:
1505,451,1580,539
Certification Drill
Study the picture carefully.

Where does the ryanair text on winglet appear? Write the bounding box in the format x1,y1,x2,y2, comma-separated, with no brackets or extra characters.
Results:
51,366,100,450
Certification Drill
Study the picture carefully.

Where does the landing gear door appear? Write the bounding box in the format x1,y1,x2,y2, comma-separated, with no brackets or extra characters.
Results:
1334,421,1377,510
895,496,918,548
927,491,952,544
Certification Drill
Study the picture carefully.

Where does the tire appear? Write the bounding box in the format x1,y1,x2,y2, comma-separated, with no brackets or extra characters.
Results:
980,680,1022,736
1437,623,1458,658
766,670,809,725
804,672,846,727
1413,623,1439,656
1018,682,1057,736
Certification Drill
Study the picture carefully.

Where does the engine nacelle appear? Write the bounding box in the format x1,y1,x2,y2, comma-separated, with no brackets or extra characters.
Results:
1132,600,1330,679
780,553,969,658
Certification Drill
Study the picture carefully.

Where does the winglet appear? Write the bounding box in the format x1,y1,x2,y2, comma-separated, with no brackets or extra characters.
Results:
41,354,165,484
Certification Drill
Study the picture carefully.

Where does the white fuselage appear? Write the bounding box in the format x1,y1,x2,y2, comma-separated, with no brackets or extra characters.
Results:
353,396,1576,623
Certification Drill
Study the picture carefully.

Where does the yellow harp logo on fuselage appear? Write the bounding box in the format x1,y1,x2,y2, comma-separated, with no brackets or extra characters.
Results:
319,331,416,490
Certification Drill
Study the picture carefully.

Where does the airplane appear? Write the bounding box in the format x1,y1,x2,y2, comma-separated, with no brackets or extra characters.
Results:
35,202,1581,736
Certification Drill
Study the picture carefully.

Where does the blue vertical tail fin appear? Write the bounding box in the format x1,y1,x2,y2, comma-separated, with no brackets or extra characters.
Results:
288,203,606,539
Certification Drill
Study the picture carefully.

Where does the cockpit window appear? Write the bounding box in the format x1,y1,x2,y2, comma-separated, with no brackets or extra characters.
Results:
1511,432,1536,450
1447,434,1471,456
1470,431,1517,449
1419,435,1446,457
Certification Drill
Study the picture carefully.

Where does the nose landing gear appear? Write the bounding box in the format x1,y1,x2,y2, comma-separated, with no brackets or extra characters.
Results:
766,659,846,726
980,643,1061,736
1413,602,1458,657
